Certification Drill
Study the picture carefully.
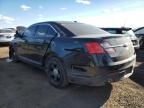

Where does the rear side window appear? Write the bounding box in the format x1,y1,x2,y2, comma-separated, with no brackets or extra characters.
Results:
59,23,108,36
35,25,57,37
23,25,37,37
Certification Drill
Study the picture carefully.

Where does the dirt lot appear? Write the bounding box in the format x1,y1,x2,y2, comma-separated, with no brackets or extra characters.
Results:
0,46,144,108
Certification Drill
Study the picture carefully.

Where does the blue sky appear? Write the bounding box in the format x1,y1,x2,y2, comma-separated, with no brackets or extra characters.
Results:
0,0,144,28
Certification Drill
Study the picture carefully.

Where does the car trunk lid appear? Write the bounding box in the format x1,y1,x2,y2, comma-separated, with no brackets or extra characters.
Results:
100,36,134,62
74,34,135,62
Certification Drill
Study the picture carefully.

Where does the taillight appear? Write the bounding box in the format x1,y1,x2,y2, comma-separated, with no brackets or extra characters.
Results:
101,41,116,54
85,42,105,54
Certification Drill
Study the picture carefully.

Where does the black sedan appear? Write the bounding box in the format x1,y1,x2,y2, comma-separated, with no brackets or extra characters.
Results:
9,21,136,88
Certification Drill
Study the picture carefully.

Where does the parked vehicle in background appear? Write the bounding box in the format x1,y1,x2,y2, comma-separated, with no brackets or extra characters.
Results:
5,28,16,31
10,21,136,88
134,27,144,49
0,28,15,43
101,27,140,50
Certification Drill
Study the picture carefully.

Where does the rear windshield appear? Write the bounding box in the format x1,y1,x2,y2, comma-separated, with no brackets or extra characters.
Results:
102,28,135,37
0,29,15,33
60,23,108,36
104,29,118,34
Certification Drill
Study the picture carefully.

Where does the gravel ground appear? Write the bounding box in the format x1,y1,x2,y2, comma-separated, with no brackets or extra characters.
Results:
0,46,144,108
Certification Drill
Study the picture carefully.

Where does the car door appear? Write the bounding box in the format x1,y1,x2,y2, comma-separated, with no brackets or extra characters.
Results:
28,24,58,65
16,25,37,59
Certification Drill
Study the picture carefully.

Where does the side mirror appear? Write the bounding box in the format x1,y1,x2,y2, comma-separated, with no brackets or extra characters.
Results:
14,31,24,38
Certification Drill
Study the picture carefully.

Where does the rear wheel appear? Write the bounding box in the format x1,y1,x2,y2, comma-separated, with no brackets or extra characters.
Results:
45,57,69,88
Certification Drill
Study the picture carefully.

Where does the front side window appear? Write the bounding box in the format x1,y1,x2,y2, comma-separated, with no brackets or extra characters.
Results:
35,25,57,37
23,25,37,37
35,25,48,37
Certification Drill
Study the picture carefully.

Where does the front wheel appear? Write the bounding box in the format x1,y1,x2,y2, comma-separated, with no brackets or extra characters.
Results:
45,57,69,88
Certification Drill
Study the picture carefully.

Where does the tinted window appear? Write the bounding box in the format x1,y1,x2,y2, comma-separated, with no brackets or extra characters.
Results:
35,25,48,37
105,29,122,34
23,25,37,37
104,29,118,34
60,23,108,36
35,25,56,37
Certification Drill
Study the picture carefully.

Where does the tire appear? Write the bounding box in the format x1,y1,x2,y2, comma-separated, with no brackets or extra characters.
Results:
45,57,69,88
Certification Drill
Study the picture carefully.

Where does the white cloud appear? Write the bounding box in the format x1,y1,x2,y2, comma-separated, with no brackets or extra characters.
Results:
20,5,31,11
103,8,121,14
0,14,15,24
76,8,144,28
76,0,91,5
60,7,67,10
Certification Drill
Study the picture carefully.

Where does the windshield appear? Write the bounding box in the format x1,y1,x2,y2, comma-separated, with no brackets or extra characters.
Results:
102,28,135,37
61,23,109,36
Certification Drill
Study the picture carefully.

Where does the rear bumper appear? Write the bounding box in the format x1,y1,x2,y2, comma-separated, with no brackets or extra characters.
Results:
73,67,134,86
68,55,136,86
